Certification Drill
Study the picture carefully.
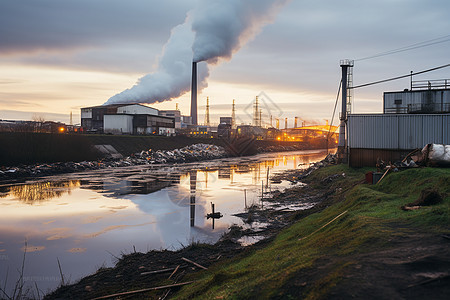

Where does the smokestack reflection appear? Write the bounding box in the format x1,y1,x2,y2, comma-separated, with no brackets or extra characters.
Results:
190,62,198,125
189,171,197,227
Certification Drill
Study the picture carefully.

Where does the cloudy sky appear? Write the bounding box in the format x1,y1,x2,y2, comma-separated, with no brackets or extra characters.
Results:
0,0,449,127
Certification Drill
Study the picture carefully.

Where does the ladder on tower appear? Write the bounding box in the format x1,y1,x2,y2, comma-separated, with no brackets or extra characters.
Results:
346,64,353,115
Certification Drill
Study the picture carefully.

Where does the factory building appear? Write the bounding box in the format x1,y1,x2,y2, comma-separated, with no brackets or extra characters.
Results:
383,80,450,114
81,103,175,135
159,110,182,128
347,79,450,167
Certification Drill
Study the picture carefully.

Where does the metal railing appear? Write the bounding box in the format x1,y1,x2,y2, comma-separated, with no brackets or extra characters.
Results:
411,79,450,90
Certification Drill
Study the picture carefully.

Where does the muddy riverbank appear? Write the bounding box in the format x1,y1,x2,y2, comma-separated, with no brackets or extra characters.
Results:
1,150,331,298
45,162,450,299
43,160,335,299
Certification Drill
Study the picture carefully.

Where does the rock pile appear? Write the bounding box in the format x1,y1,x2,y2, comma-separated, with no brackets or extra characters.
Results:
134,144,228,164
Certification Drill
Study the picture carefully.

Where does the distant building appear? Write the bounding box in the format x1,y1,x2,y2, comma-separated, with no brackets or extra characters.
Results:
181,115,193,128
81,103,175,135
159,110,182,128
219,117,232,125
0,120,69,133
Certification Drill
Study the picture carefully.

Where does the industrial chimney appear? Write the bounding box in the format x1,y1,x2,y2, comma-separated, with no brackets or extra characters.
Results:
190,62,198,125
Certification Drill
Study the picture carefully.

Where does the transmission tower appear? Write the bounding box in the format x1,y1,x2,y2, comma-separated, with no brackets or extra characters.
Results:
259,109,262,127
253,96,260,126
231,99,236,129
205,97,210,127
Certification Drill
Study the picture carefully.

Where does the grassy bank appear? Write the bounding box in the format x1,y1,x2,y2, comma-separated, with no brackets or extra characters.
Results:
171,166,450,299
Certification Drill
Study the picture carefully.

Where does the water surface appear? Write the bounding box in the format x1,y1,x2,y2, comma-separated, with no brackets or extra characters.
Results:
0,149,329,294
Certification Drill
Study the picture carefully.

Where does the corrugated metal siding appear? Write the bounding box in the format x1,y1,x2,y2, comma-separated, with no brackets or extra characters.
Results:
444,115,450,145
348,114,449,150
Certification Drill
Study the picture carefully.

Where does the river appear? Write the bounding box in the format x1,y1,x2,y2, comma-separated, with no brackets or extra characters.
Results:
0,149,329,295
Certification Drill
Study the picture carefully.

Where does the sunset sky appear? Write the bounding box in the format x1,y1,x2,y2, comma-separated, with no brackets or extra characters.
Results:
1,0,449,126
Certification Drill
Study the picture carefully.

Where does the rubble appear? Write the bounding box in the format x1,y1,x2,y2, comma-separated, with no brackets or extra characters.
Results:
0,144,228,182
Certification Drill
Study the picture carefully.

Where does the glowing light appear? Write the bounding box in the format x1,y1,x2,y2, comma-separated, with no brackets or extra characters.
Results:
59,127,65,132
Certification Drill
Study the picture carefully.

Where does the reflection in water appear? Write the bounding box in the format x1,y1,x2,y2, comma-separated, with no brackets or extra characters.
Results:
190,171,196,227
0,149,331,295
8,180,80,204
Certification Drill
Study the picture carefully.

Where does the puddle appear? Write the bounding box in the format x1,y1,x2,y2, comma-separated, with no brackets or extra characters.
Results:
237,235,265,246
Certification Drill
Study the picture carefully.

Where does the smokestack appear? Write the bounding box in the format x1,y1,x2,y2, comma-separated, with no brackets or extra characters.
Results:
191,61,198,125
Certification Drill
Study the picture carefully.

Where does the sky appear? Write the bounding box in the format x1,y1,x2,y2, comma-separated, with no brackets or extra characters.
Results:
0,0,449,127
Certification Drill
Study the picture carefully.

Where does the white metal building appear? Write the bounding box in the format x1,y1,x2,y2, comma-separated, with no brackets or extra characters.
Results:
104,115,134,134
81,103,175,135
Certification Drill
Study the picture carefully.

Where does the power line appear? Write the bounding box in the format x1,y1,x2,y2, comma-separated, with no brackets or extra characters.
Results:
350,63,450,90
356,34,450,61
327,80,341,140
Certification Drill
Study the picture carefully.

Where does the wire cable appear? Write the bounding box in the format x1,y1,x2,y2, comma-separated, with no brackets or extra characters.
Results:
356,34,450,61
327,80,341,140
350,63,450,90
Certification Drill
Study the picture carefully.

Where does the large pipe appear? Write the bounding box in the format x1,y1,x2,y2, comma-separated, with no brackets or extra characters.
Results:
190,61,198,125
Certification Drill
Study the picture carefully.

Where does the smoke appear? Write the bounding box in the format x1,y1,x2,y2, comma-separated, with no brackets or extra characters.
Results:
104,0,289,106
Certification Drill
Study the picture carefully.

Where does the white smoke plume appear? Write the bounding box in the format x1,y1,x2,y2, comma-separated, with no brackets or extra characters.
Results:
105,0,289,106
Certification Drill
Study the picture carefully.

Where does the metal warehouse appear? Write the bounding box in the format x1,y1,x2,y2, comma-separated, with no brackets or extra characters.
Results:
347,114,450,167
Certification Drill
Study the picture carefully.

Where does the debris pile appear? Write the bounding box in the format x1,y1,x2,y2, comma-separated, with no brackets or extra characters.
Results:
400,143,450,168
0,144,228,181
133,144,228,164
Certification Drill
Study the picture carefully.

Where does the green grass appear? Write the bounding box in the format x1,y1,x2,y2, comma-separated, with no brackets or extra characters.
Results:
172,166,450,299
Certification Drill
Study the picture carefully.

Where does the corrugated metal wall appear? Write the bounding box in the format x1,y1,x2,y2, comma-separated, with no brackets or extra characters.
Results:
348,114,450,150
384,90,450,113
